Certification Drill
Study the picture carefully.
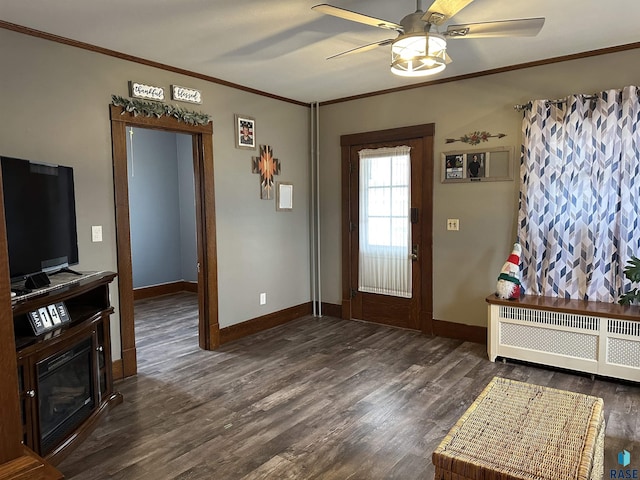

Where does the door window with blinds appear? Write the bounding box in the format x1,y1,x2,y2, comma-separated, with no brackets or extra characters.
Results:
358,146,412,298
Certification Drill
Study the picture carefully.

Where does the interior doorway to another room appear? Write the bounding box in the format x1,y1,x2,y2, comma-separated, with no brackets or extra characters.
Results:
110,105,219,379
127,128,198,298
126,127,200,358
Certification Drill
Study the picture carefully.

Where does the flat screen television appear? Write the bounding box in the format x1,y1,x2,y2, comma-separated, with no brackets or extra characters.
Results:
0,156,79,285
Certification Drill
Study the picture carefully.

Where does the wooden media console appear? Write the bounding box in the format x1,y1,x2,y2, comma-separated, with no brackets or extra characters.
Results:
12,271,122,465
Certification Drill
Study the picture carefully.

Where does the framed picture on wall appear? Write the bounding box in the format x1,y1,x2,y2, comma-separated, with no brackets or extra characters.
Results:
234,114,256,150
444,153,464,180
466,152,486,179
441,147,514,183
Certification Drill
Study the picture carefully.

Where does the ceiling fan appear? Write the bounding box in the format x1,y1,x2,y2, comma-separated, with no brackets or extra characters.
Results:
312,0,545,77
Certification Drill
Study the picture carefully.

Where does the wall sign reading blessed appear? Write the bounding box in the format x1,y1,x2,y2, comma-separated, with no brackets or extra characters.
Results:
128,81,164,101
171,85,202,104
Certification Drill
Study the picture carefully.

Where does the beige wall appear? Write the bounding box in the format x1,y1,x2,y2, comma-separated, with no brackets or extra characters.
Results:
318,48,640,328
2,25,639,353
0,29,311,360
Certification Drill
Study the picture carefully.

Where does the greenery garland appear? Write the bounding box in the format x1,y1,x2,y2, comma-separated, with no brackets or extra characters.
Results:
111,95,211,126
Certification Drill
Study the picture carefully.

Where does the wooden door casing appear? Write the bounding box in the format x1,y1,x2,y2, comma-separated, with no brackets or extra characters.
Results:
341,124,434,334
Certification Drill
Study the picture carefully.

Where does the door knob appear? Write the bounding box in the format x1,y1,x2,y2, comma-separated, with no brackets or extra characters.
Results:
411,244,419,261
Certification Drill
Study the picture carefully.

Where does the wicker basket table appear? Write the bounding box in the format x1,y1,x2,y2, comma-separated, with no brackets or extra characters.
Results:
432,377,604,480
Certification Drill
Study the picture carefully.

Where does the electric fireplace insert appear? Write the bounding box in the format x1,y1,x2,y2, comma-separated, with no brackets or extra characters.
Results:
36,337,95,455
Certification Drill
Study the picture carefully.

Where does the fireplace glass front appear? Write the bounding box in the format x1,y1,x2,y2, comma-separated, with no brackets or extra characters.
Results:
36,337,95,454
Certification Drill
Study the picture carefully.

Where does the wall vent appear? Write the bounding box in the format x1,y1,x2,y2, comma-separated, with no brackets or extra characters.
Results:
607,338,640,368
499,305,600,331
500,322,598,360
607,319,640,338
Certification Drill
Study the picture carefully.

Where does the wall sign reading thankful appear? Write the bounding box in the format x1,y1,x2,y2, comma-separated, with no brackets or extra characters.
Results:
171,85,202,104
128,81,164,101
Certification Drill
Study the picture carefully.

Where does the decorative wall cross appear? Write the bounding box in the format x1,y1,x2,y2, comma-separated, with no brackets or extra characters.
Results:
252,145,281,199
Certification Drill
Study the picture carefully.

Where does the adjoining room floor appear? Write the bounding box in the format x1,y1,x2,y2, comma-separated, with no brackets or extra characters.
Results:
59,292,640,479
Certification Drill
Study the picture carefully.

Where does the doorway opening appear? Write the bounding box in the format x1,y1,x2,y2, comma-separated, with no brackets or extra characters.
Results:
110,105,219,378
127,128,198,297
127,127,199,361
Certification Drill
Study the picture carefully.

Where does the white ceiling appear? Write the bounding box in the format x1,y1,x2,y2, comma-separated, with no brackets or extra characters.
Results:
2,0,639,104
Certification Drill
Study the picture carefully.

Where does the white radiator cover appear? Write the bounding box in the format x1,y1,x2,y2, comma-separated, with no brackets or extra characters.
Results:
488,303,640,382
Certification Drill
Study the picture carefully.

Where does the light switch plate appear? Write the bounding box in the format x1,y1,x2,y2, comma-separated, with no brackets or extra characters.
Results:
91,225,103,242
447,219,459,231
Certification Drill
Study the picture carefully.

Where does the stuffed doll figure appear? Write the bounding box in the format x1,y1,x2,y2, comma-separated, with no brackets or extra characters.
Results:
496,243,522,300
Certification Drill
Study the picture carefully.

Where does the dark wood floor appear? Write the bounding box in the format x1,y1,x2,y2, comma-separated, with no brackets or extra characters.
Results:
58,292,640,479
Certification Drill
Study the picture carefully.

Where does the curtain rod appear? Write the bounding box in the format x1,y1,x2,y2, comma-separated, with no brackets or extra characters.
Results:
514,94,599,112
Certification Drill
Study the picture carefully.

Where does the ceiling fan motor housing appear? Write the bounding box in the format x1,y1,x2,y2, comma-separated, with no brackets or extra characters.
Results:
400,10,431,34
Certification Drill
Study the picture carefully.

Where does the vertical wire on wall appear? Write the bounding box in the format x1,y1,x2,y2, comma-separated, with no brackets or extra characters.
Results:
315,102,322,317
310,103,317,316
309,102,322,317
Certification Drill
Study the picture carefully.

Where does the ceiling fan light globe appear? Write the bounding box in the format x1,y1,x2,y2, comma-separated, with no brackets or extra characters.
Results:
390,33,447,77
391,56,446,76
392,35,427,59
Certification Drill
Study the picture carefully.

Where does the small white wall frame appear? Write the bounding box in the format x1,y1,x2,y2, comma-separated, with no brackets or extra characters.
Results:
276,182,293,211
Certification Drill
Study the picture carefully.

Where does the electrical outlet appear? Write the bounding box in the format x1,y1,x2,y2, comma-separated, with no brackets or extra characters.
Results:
447,219,459,231
91,225,103,242
259,292,266,305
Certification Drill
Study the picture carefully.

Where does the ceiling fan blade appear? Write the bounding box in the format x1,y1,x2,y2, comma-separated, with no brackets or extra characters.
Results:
327,39,394,60
445,18,545,38
422,0,475,25
445,52,453,64
312,4,402,31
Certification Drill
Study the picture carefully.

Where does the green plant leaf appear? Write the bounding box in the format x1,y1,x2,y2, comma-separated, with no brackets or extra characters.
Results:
623,256,640,282
619,287,640,306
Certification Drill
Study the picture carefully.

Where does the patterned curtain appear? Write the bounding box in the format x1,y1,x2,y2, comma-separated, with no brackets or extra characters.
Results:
518,86,640,302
